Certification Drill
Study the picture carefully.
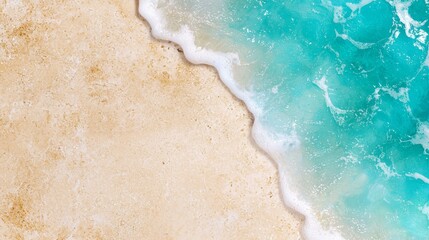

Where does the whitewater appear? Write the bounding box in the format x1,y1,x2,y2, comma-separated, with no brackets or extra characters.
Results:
139,0,429,239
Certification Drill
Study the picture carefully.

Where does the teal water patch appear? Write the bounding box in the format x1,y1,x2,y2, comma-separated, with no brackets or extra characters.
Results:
142,0,429,239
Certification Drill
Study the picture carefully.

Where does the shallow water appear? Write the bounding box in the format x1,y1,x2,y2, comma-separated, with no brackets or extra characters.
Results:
140,0,429,239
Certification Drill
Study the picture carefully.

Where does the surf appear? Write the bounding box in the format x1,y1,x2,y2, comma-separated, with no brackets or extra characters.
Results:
139,0,429,239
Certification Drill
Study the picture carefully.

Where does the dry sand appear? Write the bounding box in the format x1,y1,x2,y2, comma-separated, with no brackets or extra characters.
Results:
0,0,301,239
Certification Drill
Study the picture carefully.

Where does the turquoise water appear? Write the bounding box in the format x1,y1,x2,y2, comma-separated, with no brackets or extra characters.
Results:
141,0,429,239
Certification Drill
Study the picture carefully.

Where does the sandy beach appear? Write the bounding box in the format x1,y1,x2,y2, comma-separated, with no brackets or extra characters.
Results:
0,0,301,239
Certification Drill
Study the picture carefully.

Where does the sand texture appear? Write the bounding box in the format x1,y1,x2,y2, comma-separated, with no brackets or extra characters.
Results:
0,0,301,239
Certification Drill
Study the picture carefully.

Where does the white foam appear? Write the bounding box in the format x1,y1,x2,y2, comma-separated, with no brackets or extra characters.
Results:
333,6,346,24
139,0,254,109
377,86,409,103
405,172,429,184
252,120,344,240
411,121,429,154
419,203,429,220
376,161,400,178
335,30,375,50
423,49,429,68
340,153,359,164
139,0,346,239
313,76,348,125
332,0,375,24
391,0,428,45
346,0,375,12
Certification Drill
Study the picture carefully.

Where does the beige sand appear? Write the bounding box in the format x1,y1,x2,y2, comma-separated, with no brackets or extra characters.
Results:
0,0,301,239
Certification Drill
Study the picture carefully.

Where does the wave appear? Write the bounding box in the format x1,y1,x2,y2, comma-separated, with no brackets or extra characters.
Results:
139,0,344,239
139,0,429,239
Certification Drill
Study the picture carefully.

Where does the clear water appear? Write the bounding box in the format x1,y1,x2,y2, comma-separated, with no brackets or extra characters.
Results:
141,0,429,239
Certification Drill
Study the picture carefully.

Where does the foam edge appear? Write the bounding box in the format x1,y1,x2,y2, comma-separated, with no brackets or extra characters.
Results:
139,1,345,239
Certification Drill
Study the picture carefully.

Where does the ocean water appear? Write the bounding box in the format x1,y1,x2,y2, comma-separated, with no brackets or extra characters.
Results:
140,0,429,239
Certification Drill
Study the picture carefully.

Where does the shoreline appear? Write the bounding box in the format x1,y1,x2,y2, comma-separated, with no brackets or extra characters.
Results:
0,0,301,239
139,1,345,239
